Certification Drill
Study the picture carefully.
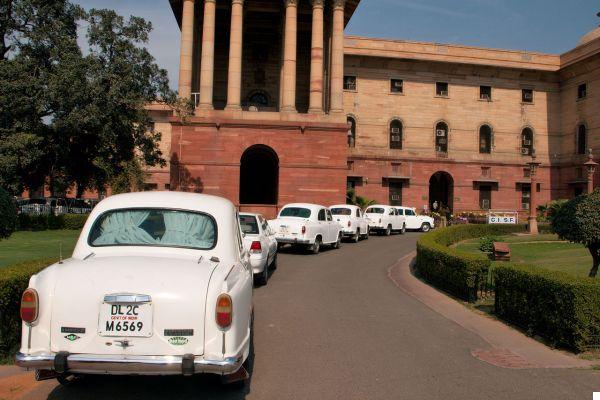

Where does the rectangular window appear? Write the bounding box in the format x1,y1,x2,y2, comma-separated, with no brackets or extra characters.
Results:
480,86,492,101
577,83,587,100
347,178,356,190
479,185,492,210
390,79,404,94
389,182,403,206
521,185,531,210
522,88,534,103
436,82,449,97
343,75,357,91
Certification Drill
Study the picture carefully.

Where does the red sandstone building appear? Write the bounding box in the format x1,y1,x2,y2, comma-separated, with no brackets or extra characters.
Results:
146,0,600,218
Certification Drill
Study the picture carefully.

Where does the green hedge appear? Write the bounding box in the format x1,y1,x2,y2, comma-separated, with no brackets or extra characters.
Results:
17,214,88,231
0,259,56,359
416,224,527,302
495,264,600,352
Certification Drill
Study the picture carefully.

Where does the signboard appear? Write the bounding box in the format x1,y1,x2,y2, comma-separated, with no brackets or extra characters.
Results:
488,211,518,225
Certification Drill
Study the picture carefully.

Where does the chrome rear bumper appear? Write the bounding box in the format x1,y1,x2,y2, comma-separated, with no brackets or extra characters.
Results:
15,352,243,376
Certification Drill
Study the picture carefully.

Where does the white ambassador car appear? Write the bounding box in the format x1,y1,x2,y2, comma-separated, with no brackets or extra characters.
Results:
365,205,406,236
239,213,277,286
269,203,342,254
395,206,435,232
16,192,253,385
329,204,369,242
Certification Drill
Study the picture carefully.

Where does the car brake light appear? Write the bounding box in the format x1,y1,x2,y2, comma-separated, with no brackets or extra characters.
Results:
250,241,262,253
302,226,306,234
20,288,39,324
348,221,351,227
216,294,232,329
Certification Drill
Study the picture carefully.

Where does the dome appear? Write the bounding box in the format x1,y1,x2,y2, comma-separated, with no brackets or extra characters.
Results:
578,27,600,46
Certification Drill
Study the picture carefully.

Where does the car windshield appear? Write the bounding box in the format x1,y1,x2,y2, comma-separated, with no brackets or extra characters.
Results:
88,208,216,250
239,215,259,235
331,208,352,216
279,207,311,218
366,208,385,214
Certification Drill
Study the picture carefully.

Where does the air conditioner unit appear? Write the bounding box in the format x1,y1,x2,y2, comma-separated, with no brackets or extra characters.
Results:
481,199,490,209
480,94,491,101
391,135,401,142
521,148,530,155
393,80,403,87
522,139,532,146
522,203,530,210
391,195,400,201
391,127,400,134
523,92,533,101
436,130,446,137
439,90,449,97
437,138,447,145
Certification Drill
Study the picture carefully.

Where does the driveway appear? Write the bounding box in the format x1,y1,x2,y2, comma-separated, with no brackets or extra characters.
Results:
5,232,600,399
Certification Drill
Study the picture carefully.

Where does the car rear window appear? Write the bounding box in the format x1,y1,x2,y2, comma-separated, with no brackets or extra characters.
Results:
88,208,217,250
279,207,311,218
239,215,259,235
330,208,352,216
366,208,384,214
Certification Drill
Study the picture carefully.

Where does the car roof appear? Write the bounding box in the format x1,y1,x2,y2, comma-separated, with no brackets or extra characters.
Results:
239,212,261,218
281,203,325,211
366,204,392,209
329,204,357,209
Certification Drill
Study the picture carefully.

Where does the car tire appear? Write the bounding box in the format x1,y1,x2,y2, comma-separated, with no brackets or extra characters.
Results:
311,237,321,254
256,261,268,286
401,224,406,235
385,225,392,236
364,227,370,240
421,223,431,232
353,229,360,243
332,233,342,249
271,253,278,270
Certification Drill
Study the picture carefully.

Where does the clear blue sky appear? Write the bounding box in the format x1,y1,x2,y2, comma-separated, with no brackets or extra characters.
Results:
74,0,599,89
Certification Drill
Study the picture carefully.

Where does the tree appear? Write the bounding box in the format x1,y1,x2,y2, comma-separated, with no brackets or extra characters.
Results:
346,188,376,210
110,158,149,194
0,187,17,239
551,189,600,277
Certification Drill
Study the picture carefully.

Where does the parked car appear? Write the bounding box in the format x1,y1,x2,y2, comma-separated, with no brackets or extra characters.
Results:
329,204,369,242
16,192,253,386
365,205,406,235
239,212,278,286
394,206,435,232
269,203,342,254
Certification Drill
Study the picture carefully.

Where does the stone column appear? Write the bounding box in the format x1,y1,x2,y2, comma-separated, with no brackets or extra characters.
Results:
198,0,216,110
226,0,244,110
329,0,345,113
178,0,195,101
527,154,541,235
280,0,298,112
308,0,324,114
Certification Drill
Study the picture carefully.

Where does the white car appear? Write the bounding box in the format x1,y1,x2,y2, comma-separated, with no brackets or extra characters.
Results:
329,204,369,242
269,203,342,254
365,205,406,236
16,192,253,386
395,206,435,232
239,212,278,286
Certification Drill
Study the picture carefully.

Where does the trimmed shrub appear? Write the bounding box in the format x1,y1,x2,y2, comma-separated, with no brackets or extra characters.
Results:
416,224,526,302
17,213,88,231
479,236,498,253
0,259,57,358
495,263,600,352
0,188,17,239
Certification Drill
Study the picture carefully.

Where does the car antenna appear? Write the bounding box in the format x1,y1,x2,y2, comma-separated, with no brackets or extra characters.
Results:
59,242,63,264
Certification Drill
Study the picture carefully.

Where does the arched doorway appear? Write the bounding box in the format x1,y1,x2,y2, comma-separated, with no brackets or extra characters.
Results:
429,171,454,212
240,145,279,205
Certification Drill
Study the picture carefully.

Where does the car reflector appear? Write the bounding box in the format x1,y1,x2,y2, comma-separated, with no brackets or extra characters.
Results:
302,226,306,234
348,221,351,227
216,294,232,329
20,288,39,324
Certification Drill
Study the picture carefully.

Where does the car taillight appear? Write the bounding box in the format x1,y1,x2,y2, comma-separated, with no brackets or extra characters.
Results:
302,226,306,234
348,221,351,227
20,288,39,324
250,241,262,253
216,294,232,329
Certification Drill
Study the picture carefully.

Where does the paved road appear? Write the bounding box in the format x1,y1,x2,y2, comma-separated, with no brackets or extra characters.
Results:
19,233,600,399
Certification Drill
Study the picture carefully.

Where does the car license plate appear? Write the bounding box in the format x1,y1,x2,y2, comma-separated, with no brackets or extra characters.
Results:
279,226,289,234
98,303,153,337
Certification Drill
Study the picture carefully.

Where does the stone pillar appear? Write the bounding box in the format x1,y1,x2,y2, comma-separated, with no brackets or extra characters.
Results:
329,0,345,113
226,0,244,110
527,154,541,235
178,0,195,101
308,0,324,114
198,0,216,110
280,0,298,112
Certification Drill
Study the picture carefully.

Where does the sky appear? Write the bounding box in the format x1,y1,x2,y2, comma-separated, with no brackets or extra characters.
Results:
73,0,599,89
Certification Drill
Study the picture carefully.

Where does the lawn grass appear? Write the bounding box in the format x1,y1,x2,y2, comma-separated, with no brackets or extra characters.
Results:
456,234,593,278
0,230,80,268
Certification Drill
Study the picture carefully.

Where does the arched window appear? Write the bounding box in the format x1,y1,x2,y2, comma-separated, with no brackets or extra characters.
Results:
577,125,587,155
347,116,356,148
390,120,403,149
479,125,492,154
435,122,449,153
521,128,534,156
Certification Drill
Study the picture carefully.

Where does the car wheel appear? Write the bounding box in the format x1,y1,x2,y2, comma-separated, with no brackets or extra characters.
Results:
332,233,342,249
271,253,278,270
385,225,392,236
401,224,406,235
353,229,360,243
256,262,268,286
421,223,431,232
364,227,370,240
311,237,321,254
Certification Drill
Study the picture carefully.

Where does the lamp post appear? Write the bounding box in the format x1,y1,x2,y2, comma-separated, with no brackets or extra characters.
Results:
584,148,598,194
527,151,542,234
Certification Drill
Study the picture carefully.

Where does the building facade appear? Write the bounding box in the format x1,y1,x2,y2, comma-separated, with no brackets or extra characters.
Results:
147,0,600,218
